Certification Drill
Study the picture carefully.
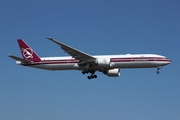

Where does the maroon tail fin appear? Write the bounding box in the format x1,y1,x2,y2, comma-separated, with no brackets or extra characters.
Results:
17,39,41,62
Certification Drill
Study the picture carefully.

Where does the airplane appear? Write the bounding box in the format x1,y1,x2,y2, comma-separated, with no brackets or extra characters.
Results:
8,37,171,79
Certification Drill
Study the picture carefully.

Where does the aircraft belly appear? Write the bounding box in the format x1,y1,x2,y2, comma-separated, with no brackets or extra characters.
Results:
30,63,79,70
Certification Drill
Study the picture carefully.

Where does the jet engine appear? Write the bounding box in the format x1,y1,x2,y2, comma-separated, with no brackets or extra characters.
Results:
104,68,120,77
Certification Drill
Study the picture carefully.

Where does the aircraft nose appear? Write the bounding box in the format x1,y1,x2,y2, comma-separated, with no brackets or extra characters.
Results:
164,58,171,65
168,59,171,64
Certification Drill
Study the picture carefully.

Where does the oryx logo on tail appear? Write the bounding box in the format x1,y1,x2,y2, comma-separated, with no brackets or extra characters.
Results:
22,48,33,59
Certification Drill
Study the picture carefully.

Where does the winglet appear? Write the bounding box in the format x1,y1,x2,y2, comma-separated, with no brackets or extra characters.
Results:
46,37,62,47
46,37,53,40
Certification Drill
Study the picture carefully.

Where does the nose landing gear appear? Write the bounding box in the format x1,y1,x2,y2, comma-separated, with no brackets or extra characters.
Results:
156,66,162,74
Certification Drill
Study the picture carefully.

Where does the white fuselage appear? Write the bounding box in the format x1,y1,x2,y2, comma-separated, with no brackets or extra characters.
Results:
19,54,171,71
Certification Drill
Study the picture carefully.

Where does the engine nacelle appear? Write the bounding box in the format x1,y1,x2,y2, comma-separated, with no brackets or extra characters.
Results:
95,58,110,67
104,68,120,77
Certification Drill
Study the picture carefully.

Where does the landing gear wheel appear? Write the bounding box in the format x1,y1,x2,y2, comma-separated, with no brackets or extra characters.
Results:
156,71,160,74
87,74,97,80
87,76,91,80
94,75,97,78
85,69,90,74
82,69,90,74
156,66,161,74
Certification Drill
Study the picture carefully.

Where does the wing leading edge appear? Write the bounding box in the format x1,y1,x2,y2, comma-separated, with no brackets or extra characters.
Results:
46,37,96,61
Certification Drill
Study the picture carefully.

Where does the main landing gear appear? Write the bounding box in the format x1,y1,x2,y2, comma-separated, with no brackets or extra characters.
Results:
87,74,97,79
82,69,97,80
156,66,162,74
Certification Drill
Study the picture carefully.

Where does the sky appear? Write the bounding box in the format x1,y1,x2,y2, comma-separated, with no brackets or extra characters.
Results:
0,0,180,120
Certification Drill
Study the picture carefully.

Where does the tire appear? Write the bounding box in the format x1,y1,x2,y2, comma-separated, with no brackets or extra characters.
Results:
94,75,97,78
156,71,159,74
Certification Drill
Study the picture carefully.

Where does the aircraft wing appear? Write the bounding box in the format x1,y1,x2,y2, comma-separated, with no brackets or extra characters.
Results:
46,37,96,61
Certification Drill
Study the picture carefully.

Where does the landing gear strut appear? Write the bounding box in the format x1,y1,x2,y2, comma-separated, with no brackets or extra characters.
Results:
156,66,162,74
82,69,89,74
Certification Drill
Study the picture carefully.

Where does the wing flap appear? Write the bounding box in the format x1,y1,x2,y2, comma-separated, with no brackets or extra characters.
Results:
46,37,96,61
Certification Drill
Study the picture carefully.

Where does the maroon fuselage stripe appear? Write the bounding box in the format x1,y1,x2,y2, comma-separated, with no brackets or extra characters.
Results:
24,57,170,66
111,57,171,62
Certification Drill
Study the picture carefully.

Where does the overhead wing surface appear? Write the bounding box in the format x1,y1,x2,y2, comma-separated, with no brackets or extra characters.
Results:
46,37,96,61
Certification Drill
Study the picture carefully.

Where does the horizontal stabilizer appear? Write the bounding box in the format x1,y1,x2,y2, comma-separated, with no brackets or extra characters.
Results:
8,54,31,63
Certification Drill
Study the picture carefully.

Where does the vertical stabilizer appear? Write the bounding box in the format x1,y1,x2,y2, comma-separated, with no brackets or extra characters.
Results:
17,39,41,62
